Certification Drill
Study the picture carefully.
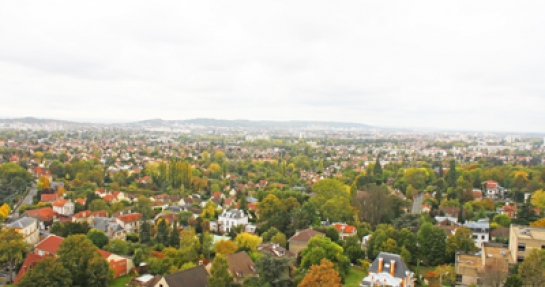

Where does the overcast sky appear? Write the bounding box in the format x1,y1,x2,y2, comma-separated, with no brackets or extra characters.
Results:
1,1,544,132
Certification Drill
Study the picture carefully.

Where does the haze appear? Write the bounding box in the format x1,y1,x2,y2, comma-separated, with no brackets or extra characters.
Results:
1,1,544,132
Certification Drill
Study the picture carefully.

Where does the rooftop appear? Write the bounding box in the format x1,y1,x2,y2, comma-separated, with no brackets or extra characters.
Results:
7,217,37,229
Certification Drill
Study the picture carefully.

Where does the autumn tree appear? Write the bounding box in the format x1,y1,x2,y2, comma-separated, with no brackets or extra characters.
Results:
57,234,110,287
208,254,233,287
298,259,343,287
531,189,545,213
18,257,72,287
301,236,350,280
518,249,545,287
0,228,28,282
235,232,262,252
446,227,476,262
215,240,238,255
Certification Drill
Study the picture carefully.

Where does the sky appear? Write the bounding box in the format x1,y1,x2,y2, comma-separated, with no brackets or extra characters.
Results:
1,1,544,132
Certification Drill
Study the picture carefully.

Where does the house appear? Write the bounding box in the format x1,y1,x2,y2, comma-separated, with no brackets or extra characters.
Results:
258,243,295,258
439,206,460,217
226,251,258,283
72,210,94,223
454,252,482,286
482,180,504,199
464,218,490,248
115,213,142,233
288,227,325,256
91,217,127,240
35,235,64,256
501,204,517,218
52,199,75,216
472,189,483,201
509,225,545,263
7,217,39,244
211,209,248,233
24,207,56,229
435,217,460,236
331,223,357,240
360,252,415,287
163,265,210,287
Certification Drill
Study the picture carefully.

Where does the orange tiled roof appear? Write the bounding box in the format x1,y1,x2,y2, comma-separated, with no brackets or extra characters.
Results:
52,199,69,207
14,254,45,284
35,235,64,255
116,213,142,222
25,207,55,221
41,194,58,202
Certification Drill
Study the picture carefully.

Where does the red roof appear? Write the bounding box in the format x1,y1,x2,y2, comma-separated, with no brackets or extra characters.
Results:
103,195,115,202
25,207,55,221
212,192,223,198
35,235,64,256
92,210,108,217
98,249,112,258
75,198,86,205
14,254,45,284
41,194,58,202
116,213,142,223
73,210,91,218
52,199,69,207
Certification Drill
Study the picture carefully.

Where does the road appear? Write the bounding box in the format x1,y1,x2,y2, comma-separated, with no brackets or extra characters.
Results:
411,193,424,214
7,184,36,222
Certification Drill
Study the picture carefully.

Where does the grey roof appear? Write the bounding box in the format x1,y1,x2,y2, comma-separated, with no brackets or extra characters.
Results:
164,265,209,287
368,252,411,279
221,209,246,219
464,218,490,228
247,197,258,203
7,217,37,229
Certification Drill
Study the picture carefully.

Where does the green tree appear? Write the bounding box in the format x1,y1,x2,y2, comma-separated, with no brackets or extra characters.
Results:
201,232,214,259
140,219,151,244
504,275,523,287
418,223,446,265
18,257,72,287
300,236,350,280
343,235,365,263
446,160,457,188
0,228,28,283
169,221,180,248
57,234,110,287
156,218,169,246
373,156,383,185
208,254,233,287
446,227,476,262
518,249,545,287
493,214,512,227
88,199,109,212
252,252,293,287
87,229,109,249
104,239,130,255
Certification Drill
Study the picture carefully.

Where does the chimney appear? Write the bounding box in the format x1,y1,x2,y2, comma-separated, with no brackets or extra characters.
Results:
390,260,396,276
378,257,383,273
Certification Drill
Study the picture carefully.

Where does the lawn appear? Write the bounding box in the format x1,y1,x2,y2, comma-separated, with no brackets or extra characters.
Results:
108,275,132,287
345,266,366,287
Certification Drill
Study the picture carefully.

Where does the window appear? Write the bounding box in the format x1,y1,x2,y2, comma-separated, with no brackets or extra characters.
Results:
481,235,485,240
456,274,463,282
518,243,526,252
472,235,478,239
518,256,524,263
542,245,545,250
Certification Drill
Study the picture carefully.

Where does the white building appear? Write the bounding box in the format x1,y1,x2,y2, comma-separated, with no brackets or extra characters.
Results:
52,199,75,216
211,209,249,233
464,218,490,248
361,252,415,287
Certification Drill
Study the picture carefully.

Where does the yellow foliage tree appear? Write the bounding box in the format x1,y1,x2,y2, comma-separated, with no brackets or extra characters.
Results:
0,203,11,220
57,186,65,197
531,218,545,227
531,190,545,212
234,232,262,252
38,176,50,190
214,240,238,255
298,259,343,287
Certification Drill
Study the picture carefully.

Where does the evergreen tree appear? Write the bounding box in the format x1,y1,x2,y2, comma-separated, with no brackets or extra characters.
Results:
208,254,232,287
140,220,151,245
446,160,457,188
168,221,180,248
373,156,383,185
156,219,168,246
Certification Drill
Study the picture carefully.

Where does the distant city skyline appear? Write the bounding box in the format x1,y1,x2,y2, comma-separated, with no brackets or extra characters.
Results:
1,1,544,132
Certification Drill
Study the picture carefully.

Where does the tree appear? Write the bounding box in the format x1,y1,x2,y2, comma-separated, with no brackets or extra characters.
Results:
435,265,456,286
252,252,293,287
446,227,476,262
504,275,523,287
104,239,130,255
531,218,545,227
57,234,110,287
356,185,390,227
156,218,168,246
298,259,343,287
518,249,545,287
215,240,238,255
482,261,509,287
373,156,383,185
88,199,109,212
531,189,545,212
343,235,364,263
493,214,512,227
135,195,154,219
180,228,200,263
208,254,233,287
235,232,262,252
271,232,287,248
446,160,457,188
87,229,109,249
418,223,446,265
0,228,28,282
169,221,180,248
201,232,214,259
18,257,72,287
300,236,350,280
325,227,340,242
140,219,151,244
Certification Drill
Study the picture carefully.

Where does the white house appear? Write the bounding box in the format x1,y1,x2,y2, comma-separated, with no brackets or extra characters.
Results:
361,252,415,287
211,209,249,233
52,199,75,216
7,217,40,245
464,218,490,248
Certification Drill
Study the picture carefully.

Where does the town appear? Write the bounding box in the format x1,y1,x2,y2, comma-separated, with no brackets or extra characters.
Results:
0,118,544,287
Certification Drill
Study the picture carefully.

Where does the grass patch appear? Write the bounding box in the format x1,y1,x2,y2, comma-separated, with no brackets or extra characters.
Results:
345,266,366,287
108,276,132,287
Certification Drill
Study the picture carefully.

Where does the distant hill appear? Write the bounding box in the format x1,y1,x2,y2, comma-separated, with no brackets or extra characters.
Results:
132,118,372,129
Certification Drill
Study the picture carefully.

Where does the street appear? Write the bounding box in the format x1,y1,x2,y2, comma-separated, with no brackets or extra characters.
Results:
7,184,36,222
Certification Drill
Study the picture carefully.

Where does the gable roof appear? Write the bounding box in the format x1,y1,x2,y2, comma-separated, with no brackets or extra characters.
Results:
52,199,70,207
164,265,209,287
35,235,64,255
288,228,324,243
116,213,142,223
226,251,257,278
7,217,37,229
40,193,58,202
25,207,55,221
368,252,411,279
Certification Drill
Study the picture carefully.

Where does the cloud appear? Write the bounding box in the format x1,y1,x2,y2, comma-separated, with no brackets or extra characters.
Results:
0,0,544,132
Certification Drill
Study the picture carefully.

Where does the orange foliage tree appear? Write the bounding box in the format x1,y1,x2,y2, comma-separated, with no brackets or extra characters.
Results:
298,259,342,287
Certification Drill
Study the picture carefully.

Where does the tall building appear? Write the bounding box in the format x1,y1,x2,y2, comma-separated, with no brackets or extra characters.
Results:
509,225,545,263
